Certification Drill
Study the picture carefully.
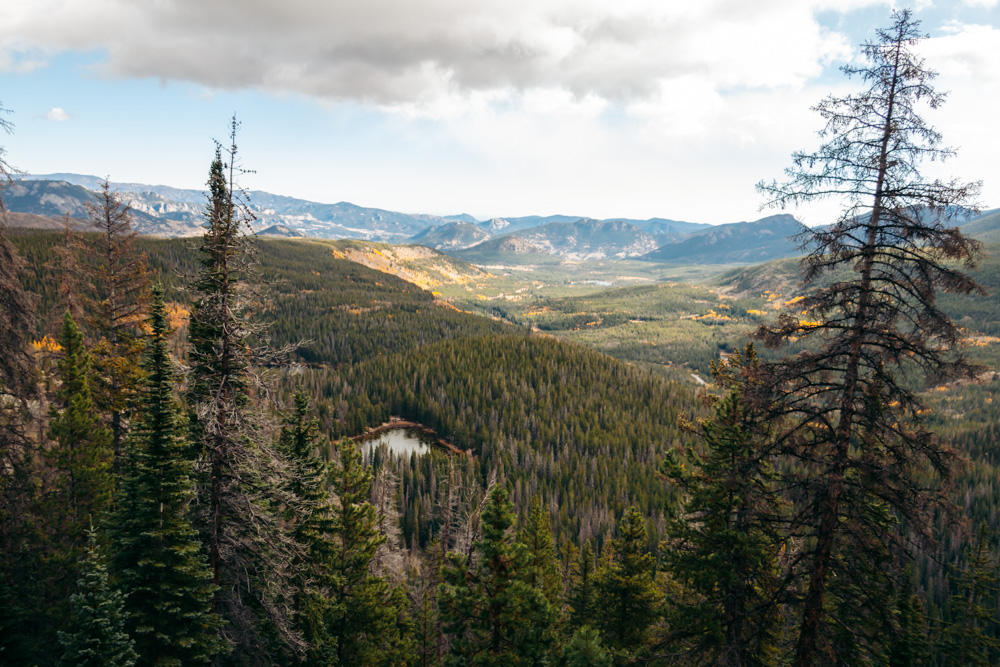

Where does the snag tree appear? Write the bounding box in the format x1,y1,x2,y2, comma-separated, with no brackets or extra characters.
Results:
755,10,983,664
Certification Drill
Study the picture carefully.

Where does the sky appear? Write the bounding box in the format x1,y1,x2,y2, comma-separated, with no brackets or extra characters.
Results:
1,0,998,225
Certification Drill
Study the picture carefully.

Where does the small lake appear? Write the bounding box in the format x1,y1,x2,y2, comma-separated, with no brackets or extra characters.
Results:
361,427,436,460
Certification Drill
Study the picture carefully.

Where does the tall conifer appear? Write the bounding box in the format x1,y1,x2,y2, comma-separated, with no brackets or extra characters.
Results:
57,527,137,667
660,344,785,666
568,541,597,630
519,496,561,606
111,285,224,666
594,507,659,654
328,437,414,665
755,11,984,663
439,485,553,665
83,180,149,464
186,120,302,660
46,313,113,553
279,390,340,664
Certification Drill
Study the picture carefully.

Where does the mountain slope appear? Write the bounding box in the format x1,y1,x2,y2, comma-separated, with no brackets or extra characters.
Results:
642,214,807,264
16,175,464,241
452,235,560,265
507,219,659,260
410,221,492,250
0,179,191,234
961,209,1000,243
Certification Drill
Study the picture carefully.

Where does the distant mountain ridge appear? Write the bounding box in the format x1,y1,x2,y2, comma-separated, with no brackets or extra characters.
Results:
640,214,809,264
410,221,491,250
503,219,660,260
15,173,714,247
6,172,915,268
453,236,560,265
15,174,471,241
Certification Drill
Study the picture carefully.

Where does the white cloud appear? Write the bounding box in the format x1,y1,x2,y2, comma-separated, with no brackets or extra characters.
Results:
916,23,1000,209
45,107,71,121
0,0,862,110
3,1,996,221
962,0,997,8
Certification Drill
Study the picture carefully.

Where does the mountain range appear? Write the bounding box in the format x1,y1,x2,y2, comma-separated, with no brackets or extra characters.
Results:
6,174,998,266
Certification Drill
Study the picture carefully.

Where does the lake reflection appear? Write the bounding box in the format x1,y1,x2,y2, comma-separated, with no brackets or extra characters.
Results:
361,428,434,460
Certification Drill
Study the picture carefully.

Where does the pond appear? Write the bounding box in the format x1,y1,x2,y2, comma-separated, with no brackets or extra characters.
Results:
361,427,436,460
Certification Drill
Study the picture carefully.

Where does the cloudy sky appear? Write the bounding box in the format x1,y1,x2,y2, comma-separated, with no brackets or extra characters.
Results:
1,0,997,224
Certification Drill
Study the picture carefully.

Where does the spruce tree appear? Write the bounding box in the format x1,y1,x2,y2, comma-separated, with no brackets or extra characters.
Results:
568,541,597,630
328,436,413,665
594,507,659,654
31,314,114,660
111,285,224,666
186,120,302,660
278,390,340,664
57,527,137,667
939,523,1000,666
755,10,983,664
45,313,114,554
561,626,612,667
519,496,561,606
660,344,784,666
82,180,149,464
887,567,930,667
0,100,41,663
439,484,553,665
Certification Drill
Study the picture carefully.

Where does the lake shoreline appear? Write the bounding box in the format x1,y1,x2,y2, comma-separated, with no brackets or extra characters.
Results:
353,418,468,456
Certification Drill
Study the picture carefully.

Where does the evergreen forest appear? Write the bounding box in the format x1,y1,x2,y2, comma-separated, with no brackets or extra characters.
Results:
1,10,999,666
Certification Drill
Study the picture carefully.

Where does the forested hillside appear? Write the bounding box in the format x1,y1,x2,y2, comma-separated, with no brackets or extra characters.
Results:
2,13,999,666
7,203,999,665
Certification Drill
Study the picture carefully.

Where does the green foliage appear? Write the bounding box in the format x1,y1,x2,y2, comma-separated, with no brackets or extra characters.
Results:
329,437,414,665
6,170,1000,665
887,568,931,667
439,485,554,665
660,344,784,666
111,286,224,666
594,507,659,654
560,626,611,667
317,332,693,548
568,541,597,630
279,389,341,664
519,496,562,606
57,527,137,667
938,523,1000,666
46,313,113,551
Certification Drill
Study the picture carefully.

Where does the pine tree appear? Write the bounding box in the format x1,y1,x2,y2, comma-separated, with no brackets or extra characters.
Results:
186,119,302,660
111,285,224,666
328,436,414,665
561,626,612,667
594,507,659,654
30,313,116,659
46,313,114,554
660,344,784,666
57,527,137,667
0,100,42,663
83,180,149,465
439,484,553,665
519,496,561,606
754,11,983,664
568,541,597,630
939,523,1000,666
887,567,930,667
278,389,340,664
